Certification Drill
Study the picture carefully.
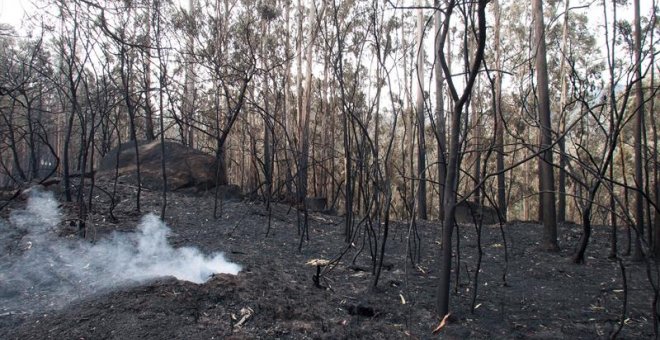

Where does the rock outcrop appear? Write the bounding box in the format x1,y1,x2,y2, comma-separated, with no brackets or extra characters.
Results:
97,140,225,192
454,200,500,225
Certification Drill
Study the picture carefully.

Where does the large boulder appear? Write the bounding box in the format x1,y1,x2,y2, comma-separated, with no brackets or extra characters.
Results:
454,200,501,225
97,140,225,191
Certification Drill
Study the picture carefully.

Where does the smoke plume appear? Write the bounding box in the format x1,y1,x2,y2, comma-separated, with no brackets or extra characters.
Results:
0,189,240,314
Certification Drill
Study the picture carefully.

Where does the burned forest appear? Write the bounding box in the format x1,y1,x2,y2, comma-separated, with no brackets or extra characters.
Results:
1,0,660,338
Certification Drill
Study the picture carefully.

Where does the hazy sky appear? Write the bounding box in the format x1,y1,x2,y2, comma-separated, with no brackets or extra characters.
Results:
0,0,33,28
0,0,190,30
0,0,653,31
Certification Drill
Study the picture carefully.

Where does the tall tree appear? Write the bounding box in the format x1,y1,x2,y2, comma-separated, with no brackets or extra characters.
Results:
416,0,427,219
493,0,506,222
183,0,196,148
143,0,155,141
556,0,570,223
631,0,645,261
332,0,353,241
60,1,83,202
297,0,326,248
434,0,447,222
437,0,488,318
295,0,303,200
533,0,559,251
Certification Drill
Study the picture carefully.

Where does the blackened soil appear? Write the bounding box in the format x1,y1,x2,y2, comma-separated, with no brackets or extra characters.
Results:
0,181,655,339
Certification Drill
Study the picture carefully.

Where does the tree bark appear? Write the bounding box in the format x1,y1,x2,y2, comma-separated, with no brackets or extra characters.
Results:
262,19,273,211
533,0,559,251
183,0,196,148
434,0,447,222
416,1,427,220
331,0,354,241
557,0,570,224
493,0,506,222
437,0,488,318
295,0,304,201
631,0,645,261
143,0,155,141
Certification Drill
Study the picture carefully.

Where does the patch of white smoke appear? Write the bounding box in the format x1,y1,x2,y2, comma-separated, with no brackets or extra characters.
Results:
0,189,240,313
88,213,241,283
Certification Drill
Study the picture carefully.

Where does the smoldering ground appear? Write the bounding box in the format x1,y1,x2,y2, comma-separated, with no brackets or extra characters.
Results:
0,189,240,314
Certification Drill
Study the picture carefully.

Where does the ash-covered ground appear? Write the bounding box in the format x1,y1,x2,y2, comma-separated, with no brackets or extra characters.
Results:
0,181,655,339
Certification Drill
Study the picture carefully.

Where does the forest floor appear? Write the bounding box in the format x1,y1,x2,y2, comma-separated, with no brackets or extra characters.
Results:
0,180,656,339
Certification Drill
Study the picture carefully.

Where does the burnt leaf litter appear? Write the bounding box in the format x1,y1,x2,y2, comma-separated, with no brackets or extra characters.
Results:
0,181,655,339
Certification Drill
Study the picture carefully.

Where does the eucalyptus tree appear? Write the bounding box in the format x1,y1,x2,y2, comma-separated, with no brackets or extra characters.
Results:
492,0,505,221
256,2,280,216
532,0,559,251
415,0,427,220
631,0,645,261
141,0,155,141
57,0,91,202
434,0,447,221
116,0,143,211
436,0,488,318
331,0,354,241
369,0,402,286
0,32,55,183
151,0,173,218
0,39,28,182
556,0,570,224
182,0,196,148
297,0,327,245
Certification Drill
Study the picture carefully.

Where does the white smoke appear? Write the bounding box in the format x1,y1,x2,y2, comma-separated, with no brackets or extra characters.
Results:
0,189,240,313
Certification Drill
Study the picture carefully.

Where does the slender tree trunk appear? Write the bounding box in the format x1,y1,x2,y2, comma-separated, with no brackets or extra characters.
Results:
437,0,488,318
493,0,506,222
120,45,141,212
610,163,618,258
283,0,293,198
143,0,155,141
295,0,304,202
416,0,427,219
24,95,38,180
213,0,229,188
183,0,196,148
299,0,326,206
262,19,273,211
472,78,482,204
401,10,411,215
2,107,27,182
537,143,544,222
323,40,331,203
332,0,353,241
434,0,447,222
154,0,168,219
62,6,81,202
651,18,660,259
63,103,75,201
605,0,618,259
557,0,570,224
632,0,645,261
524,150,531,220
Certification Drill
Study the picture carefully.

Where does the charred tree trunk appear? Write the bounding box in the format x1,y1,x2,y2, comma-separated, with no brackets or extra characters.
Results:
120,44,141,212
434,0,447,222
557,0,570,224
154,0,168,219
437,0,488,318
415,1,427,220
1,107,27,182
183,0,196,148
631,0,645,261
493,0,506,222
